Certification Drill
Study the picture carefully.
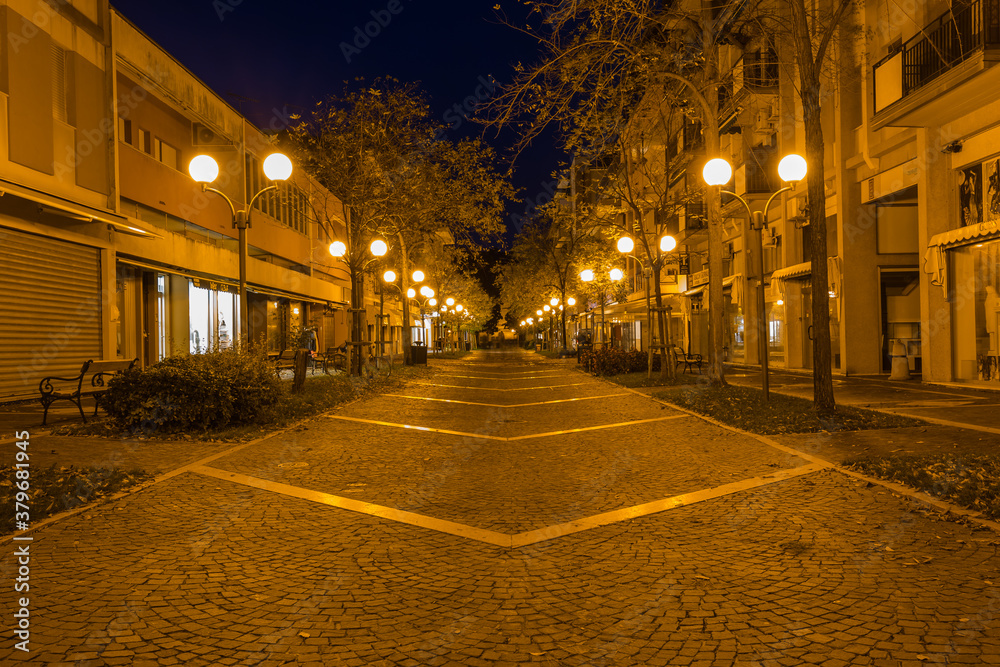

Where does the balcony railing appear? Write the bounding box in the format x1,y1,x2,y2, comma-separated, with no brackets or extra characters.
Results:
874,0,1000,111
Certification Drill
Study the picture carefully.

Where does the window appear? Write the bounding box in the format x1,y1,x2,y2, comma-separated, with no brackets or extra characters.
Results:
118,118,133,146
155,138,178,170
51,44,68,123
140,129,152,155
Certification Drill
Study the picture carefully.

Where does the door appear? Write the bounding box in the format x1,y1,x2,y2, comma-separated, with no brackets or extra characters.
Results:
801,284,813,370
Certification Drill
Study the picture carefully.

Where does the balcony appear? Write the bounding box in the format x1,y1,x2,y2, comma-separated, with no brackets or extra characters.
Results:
873,0,1000,127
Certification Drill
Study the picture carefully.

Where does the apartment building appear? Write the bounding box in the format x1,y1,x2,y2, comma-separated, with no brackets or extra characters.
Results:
0,0,378,400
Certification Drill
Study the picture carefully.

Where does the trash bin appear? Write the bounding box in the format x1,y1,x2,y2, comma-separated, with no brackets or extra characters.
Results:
411,342,428,365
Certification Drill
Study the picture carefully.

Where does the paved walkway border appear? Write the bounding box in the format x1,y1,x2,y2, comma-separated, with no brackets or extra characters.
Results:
618,383,1000,534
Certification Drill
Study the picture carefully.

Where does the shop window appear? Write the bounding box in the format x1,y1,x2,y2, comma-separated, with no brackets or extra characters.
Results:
189,281,236,354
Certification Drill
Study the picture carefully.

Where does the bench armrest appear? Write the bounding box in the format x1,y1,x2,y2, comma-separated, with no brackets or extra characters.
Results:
39,375,85,394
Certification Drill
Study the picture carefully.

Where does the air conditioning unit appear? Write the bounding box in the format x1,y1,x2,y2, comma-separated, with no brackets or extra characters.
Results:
762,227,778,247
723,242,734,260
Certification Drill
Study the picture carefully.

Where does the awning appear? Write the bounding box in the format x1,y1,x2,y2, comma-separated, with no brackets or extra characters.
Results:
923,222,1000,297
249,284,329,305
117,257,239,289
683,274,742,299
772,261,811,281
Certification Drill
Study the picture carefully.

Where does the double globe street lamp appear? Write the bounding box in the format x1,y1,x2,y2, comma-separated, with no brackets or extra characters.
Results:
702,153,807,401
188,152,293,344
616,234,678,377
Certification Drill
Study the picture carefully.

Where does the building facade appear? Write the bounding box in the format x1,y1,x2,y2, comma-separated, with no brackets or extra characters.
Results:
0,0,397,400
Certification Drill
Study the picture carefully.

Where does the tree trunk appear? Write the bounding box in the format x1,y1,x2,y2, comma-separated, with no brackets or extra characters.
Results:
292,349,308,393
560,287,568,351
400,236,413,366
701,0,726,387
653,266,674,381
802,82,835,413
350,270,364,376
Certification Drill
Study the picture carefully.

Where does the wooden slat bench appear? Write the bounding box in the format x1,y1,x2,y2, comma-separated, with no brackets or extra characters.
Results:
38,358,137,426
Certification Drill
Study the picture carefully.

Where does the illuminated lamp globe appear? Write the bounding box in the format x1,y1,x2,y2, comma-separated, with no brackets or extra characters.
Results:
370,239,388,257
580,269,594,282
660,235,677,253
446,297,455,306
567,297,576,306
329,241,347,258
382,269,397,283
777,154,808,182
429,298,437,306
702,158,733,186
610,268,624,281
188,155,220,183
412,270,425,283
407,288,416,298
617,236,634,254
543,304,550,312
262,153,293,181
550,297,559,306
536,309,543,316
456,304,463,312
420,285,434,298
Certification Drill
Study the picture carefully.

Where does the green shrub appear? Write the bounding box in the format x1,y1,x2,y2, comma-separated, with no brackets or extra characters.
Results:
580,347,660,375
102,348,283,433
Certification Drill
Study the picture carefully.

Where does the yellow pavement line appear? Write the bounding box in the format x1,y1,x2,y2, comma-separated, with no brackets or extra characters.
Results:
326,413,687,441
190,466,512,547
324,415,506,440
509,463,829,547
411,382,591,391
381,393,632,407
437,373,578,380
506,414,690,440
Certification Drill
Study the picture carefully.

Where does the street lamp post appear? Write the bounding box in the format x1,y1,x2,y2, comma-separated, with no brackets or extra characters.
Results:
328,237,388,374
702,154,806,402
617,235,677,378
189,153,293,344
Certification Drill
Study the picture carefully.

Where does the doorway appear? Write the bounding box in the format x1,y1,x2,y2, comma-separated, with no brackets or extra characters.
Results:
879,269,921,373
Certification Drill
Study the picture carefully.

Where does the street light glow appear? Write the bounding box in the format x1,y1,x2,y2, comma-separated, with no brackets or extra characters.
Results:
778,154,808,182
550,297,558,306
329,241,347,258
702,158,733,186
412,270,425,283
610,268,623,281
407,288,416,298
580,269,594,282
567,297,576,306
429,298,437,306
543,304,550,312
456,304,463,312
383,269,396,282
420,285,434,298
262,153,293,181
617,236,634,254
188,155,220,183
536,309,542,316
370,239,388,257
660,235,677,252
446,297,455,306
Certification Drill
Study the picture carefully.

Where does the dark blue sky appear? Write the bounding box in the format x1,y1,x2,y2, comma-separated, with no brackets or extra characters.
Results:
111,0,561,236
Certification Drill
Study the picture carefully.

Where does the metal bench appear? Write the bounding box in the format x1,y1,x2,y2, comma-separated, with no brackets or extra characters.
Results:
38,358,137,426
674,346,703,374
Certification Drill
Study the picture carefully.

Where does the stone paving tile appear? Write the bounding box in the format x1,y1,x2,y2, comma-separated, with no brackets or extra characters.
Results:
1,468,998,666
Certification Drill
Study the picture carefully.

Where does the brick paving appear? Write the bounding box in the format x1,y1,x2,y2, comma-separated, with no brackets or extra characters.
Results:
2,349,999,665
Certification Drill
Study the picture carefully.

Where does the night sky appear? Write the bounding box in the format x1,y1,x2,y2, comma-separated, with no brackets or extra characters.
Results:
111,0,561,240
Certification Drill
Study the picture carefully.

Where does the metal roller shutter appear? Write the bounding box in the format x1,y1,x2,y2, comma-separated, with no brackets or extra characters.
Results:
0,228,102,400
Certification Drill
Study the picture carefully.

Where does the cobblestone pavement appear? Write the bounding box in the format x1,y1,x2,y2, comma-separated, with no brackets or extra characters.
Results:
3,350,1000,665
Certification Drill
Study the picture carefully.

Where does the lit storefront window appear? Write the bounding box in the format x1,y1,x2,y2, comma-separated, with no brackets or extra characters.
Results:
952,241,1000,382
189,280,235,354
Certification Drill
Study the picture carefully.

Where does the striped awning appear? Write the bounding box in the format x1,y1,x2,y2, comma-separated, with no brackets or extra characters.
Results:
923,222,1000,297
771,261,811,281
